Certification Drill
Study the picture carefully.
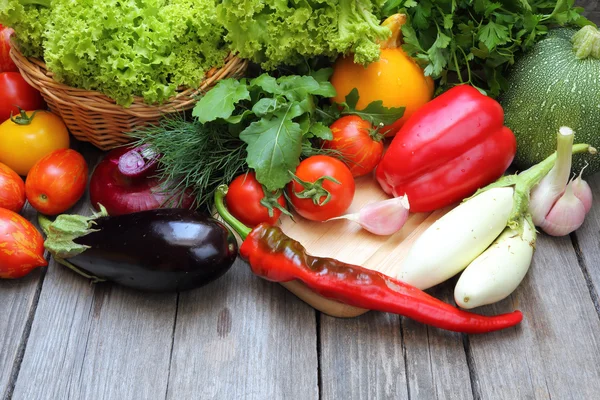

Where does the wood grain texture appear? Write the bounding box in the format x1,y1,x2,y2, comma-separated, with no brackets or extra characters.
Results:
167,258,318,400
319,312,406,400
10,146,178,400
578,0,599,19
467,234,600,399
402,284,474,400
0,205,46,400
571,172,600,317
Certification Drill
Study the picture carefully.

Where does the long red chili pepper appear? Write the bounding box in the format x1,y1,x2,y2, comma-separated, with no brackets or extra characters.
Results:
215,185,523,334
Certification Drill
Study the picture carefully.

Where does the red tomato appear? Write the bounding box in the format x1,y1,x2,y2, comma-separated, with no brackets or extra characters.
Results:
323,115,384,177
25,149,89,215
0,72,45,123
287,155,355,221
226,172,287,227
0,208,47,279
0,25,18,72
0,162,25,212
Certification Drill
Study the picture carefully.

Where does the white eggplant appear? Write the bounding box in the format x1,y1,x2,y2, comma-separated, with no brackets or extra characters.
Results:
397,187,514,290
454,220,536,309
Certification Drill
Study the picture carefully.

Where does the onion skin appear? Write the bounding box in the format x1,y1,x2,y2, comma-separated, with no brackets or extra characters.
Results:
89,147,195,216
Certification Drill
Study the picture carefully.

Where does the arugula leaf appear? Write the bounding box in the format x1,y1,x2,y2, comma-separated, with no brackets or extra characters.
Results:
193,79,251,123
351,101,406,126
279,75,325,102
240,105,304,191
252,98,283,117
306,122,333,140
329,88,405,126
249,75,282,95
309,68,337,97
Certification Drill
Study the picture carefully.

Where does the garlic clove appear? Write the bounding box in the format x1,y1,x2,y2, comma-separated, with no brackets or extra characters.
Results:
569,168,593,214
327,196,410,236
539,183,587,237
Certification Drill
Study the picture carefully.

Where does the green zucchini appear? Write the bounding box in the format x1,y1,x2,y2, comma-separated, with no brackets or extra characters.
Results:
500,25,600,176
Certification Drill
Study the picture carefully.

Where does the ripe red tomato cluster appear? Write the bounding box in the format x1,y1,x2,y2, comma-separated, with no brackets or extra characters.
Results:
0,149,88,280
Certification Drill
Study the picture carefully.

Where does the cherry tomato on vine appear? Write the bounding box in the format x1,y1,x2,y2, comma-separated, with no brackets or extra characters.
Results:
323,115,384,177
226,171,287,227
0,208,47,279
0,109,69,176
0,162,25,212
26,149,88,215
287,155,355,222
0,72,45,122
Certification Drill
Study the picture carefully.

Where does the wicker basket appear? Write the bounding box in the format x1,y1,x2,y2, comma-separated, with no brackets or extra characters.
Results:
9,42,248,151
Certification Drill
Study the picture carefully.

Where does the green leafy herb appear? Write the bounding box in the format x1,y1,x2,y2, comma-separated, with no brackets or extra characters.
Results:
193,69,337,191
318,88,405,127
193,69,406,191
382,0,592,96
127,118,247,211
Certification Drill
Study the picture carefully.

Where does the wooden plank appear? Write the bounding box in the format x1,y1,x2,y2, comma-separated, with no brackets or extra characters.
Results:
319,312,406,400
579,0,599,20
319,280,473,400
467,234,600,399
571,173,600,316
402,283,474,400
167,258,319,400
0,204,46,400
11,145,178,400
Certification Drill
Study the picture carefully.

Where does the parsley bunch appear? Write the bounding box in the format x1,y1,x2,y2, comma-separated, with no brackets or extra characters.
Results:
382,0,591,96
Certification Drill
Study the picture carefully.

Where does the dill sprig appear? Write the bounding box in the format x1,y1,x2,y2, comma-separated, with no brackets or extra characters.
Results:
128,117,248,211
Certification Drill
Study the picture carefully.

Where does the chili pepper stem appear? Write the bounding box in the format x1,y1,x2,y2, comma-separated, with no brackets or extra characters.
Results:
215,185,252,239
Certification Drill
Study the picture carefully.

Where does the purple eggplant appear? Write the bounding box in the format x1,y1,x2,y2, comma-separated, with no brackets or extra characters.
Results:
42,208,237,292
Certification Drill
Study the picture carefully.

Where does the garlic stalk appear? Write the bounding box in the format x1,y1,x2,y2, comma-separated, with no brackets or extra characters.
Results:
529,126,574,226
326,196,410,235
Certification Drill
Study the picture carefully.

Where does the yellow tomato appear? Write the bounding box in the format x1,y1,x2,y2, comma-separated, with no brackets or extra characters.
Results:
330,48,435,136
0,110,70,176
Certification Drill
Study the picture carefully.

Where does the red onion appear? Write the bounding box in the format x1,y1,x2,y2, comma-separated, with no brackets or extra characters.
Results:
89,147,195,216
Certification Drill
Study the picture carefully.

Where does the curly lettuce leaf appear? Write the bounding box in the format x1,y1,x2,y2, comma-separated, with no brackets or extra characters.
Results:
0,0,52,58
42,0,227,106
217,0,390,70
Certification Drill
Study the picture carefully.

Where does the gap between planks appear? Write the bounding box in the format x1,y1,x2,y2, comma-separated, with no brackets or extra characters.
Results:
570,233,600,323
3,272,45,400
163,293,180,400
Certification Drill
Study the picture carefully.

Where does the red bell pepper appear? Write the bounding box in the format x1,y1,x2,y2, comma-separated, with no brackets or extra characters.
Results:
376,85,517,213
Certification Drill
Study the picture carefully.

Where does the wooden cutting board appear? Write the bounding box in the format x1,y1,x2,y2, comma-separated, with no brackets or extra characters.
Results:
278,175,452,318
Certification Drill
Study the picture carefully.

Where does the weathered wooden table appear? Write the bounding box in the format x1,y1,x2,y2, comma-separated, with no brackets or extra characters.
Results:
2,3,600,399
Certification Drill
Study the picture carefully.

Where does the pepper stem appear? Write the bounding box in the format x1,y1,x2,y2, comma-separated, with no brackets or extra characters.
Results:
572,25,600,60
214,185,252,239
380,14,406,49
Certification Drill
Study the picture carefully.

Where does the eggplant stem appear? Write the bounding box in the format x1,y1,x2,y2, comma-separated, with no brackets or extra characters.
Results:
55,257,106,283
